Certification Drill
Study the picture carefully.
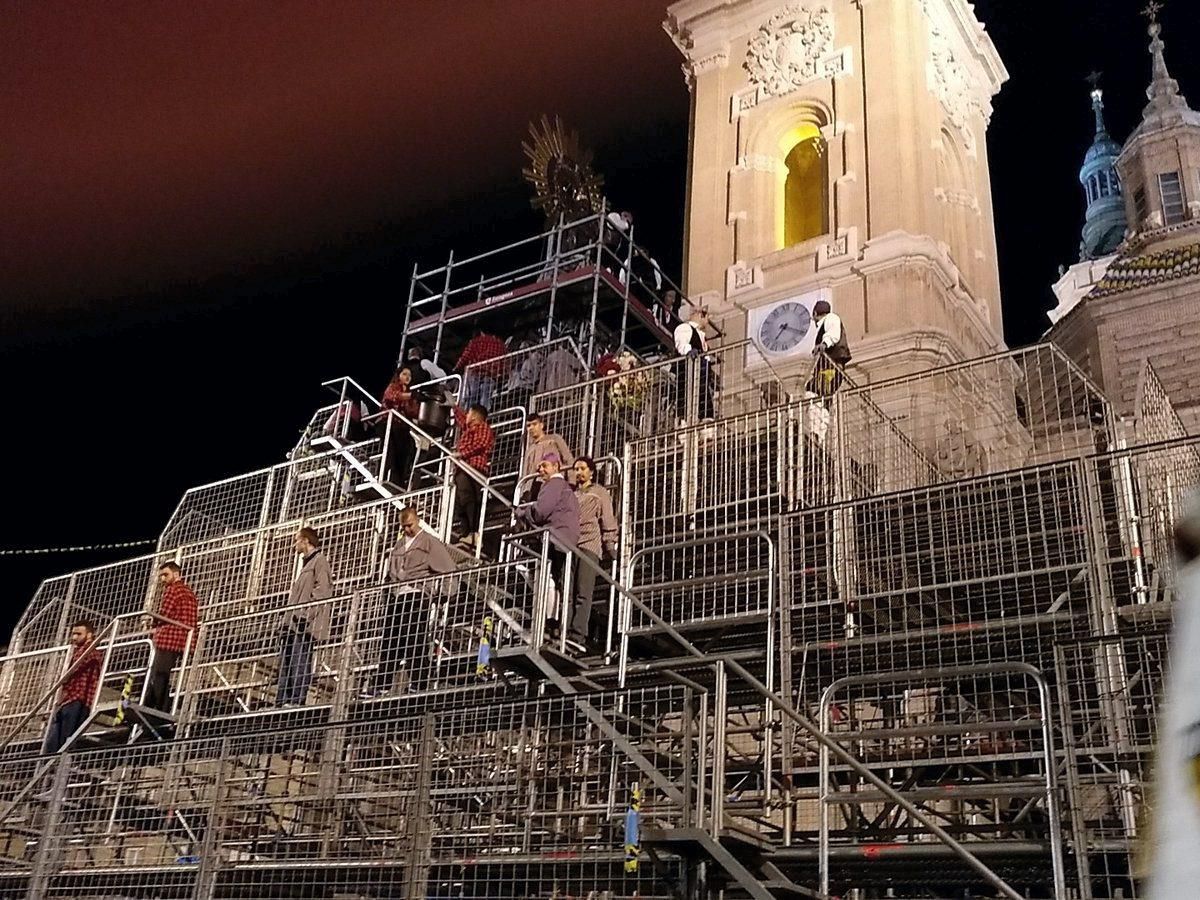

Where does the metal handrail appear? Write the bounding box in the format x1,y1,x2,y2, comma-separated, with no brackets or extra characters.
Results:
606,577,1026,900
320,376,381,409
0,611,190,755
412,209,630,282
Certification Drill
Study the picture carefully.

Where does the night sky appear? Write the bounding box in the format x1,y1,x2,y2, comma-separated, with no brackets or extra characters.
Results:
2,1,1197,641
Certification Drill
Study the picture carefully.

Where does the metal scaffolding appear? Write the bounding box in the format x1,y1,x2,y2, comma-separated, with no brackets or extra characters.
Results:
0,226,1193,899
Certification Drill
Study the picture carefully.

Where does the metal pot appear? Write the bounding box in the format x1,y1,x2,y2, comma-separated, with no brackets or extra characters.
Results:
417,400,450,437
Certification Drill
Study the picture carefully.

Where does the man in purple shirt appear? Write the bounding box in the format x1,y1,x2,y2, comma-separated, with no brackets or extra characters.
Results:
516,452,581,649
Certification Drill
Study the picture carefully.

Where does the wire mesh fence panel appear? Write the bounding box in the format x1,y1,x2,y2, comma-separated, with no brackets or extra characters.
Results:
1133,359,1189,447
33,740,219,874
7,576,74,657
159,469,276,551
10,685,701,899
623,408,789,554
848,344,1114,483
0,754,50,867
57,555,158,645
624,532,775,644
835,388,941,498
9,562,153,658
0,648,68,752
533,360,680,466
814,665,1064,897
160,441,386,551
187,594,352,720
845,461,1092,656
39,872,196,900
286,439,386,520
1055,630,1169,900
185,558,530,724
1081,437,1200,618
174,538,258,625
352,562,537,704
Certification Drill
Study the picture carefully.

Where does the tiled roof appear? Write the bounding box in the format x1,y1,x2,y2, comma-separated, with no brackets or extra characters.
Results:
1089,242,1200,298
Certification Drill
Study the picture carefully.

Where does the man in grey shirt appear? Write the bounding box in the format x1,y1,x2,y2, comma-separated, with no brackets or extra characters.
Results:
278,526,333,706
570,456,618,651
362,508,457,699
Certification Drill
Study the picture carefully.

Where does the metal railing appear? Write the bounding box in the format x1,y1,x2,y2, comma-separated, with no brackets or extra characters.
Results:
2,339,1197,898
4,684,703,897
400,205,689,375
0,611,195,759
529,338,790,468
609,581,1028,899
817,663,1066,898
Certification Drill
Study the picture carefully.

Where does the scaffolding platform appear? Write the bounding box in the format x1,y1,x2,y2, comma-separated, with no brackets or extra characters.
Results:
400,210,687,372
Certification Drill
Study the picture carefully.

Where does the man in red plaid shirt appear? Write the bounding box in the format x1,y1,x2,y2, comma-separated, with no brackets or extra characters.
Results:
455,331,508,410
146,562,199,713
452,403,495,550
43,620,102,753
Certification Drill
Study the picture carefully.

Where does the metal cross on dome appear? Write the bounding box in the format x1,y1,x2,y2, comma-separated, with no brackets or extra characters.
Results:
1142,1,1163,24
1086,71,1103,90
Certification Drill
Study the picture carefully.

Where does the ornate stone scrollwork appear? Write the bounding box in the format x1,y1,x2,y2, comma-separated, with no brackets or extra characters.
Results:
744,4,834,98
927,22,983,146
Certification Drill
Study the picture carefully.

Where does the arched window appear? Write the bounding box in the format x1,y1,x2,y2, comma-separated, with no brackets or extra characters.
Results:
782,123,829,247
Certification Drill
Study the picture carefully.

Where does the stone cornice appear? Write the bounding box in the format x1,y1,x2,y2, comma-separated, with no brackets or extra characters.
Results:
667,0,822,63
853,230,1004,350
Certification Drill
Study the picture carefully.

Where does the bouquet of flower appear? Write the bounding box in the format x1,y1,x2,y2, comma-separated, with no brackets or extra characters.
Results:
607,351,650,411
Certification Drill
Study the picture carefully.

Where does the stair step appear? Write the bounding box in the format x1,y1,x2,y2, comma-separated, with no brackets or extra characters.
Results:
825,780,1047,804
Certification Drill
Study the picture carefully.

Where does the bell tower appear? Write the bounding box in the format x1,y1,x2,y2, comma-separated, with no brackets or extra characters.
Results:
665,0,1009,382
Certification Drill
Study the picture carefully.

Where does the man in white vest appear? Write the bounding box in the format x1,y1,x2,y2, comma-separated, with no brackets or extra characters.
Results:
673,306,716,423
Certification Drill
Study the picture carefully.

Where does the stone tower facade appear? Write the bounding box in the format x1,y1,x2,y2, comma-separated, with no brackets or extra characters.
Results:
664,0,1009,384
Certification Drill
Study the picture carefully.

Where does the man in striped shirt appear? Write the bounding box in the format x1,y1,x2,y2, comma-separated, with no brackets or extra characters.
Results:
43,620,102,753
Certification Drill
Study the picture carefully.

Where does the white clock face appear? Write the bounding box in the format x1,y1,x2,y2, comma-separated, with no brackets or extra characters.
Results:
758,301,813,354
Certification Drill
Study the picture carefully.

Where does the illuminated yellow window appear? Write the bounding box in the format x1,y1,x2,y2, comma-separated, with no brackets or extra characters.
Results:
782,123,829,247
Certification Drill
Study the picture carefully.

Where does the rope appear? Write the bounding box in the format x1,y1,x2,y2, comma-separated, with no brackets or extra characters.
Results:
0,538,155,557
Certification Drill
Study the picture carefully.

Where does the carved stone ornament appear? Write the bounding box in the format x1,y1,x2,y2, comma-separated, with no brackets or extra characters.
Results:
824,234,850,261
927,22,983,143
726,263,763,298
744,4,834,98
